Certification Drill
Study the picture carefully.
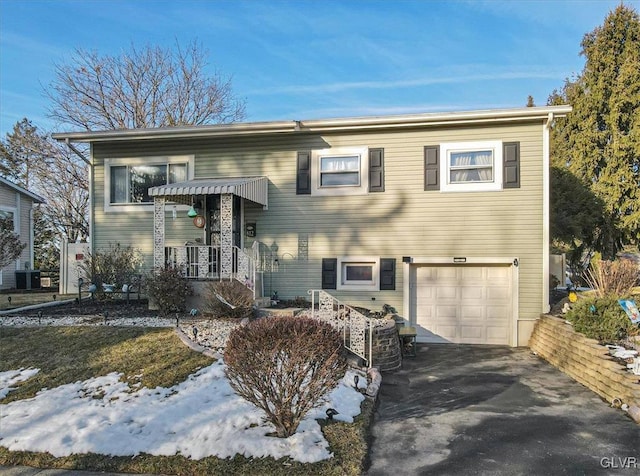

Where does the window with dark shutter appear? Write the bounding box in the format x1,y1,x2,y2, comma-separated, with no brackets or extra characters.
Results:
321,258,337,290
379,258,396,290
503,142,520,188
369,148,384,192
297,151,311,194
424,146,439,191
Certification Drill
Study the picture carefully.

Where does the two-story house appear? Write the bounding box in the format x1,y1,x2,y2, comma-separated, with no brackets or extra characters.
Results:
53,105,571,346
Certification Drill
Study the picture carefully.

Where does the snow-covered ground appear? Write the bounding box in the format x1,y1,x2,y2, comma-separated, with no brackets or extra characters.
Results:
0,364,367,462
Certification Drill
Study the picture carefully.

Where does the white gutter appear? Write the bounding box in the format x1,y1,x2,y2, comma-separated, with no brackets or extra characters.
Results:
51,106,573,143
542,112,554,314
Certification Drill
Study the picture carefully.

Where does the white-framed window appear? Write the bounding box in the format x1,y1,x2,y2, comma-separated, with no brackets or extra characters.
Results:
104,155,194,212
337,256,379,291
0,207,19,275
312,147,369,196
0,208,16,232
440,141,503,192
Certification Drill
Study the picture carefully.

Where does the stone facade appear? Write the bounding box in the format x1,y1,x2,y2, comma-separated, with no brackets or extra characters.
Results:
369,319,402,372
529,315,640,409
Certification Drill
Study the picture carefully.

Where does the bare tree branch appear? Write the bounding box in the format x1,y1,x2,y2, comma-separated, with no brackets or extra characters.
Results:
46,40,246,131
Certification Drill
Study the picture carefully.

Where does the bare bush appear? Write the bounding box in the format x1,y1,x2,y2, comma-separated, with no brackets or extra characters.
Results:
203,280,254,319
584,258,639,298
224,316,347,438
145,267,191,315
78,243,142,299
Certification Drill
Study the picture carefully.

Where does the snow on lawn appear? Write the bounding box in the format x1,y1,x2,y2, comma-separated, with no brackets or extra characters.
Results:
0,361,366,463
0,368,40,399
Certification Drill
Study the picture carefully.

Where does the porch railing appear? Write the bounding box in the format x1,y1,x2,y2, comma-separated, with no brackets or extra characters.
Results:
165,244,257,297
308,289,376,368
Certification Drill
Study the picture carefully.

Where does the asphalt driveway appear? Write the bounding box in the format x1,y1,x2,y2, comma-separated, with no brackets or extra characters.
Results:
367,344,639,476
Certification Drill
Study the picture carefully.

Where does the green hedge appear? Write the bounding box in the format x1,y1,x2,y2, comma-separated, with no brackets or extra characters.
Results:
565,296,637,343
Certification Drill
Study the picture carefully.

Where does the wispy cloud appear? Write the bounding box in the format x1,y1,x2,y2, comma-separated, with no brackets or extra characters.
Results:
248,69,569,96
0,31,69,59
278,101,520,121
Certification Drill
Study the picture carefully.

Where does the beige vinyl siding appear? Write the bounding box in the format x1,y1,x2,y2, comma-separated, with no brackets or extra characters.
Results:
92,121,545,320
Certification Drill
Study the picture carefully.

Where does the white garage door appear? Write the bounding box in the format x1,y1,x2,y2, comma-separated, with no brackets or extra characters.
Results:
413,264,513,345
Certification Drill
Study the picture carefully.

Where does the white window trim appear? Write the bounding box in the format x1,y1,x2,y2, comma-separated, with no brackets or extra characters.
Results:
0,205,18,233
311,147,369,196
104,155,195,212
337,256,379,291
440,141,503,192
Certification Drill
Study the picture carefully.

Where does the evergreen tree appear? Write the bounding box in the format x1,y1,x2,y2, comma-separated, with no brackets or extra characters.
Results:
0,118,53,188
550,4,640,259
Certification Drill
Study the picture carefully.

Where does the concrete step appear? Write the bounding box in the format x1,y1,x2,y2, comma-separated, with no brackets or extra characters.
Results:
257,307,305,318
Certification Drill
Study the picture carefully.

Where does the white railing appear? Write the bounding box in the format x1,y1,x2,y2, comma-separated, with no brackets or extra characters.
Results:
308,289,376,368
165,244,257,298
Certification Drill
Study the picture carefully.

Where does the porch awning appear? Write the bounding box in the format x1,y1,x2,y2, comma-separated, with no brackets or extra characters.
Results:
149,176,268,208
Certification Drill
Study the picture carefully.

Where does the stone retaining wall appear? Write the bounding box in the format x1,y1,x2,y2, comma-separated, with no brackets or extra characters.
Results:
529,315,640,409
370,319,401,372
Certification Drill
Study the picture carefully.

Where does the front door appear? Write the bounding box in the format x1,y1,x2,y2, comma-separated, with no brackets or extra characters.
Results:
206,195,241,248
206,194,242,276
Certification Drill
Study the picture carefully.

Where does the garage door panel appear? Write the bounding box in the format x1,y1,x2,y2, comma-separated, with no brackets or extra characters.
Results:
461,286,484,300
436,267,458,280
435,305,457,319
416,267,436,281
434,325,458,340
487,286,510,300
461,305,484,320
414,264,513,345
435,287,458,299
486,305,509,319
460,326,484,340
461,267,483,280
486,326,510,344
487,266,510,277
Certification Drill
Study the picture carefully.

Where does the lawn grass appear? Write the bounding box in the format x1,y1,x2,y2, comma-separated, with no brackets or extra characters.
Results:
0,292,77,311
0,326,373,475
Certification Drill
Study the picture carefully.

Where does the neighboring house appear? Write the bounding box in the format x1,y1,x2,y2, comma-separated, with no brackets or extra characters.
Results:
0,177,45,290
53,105,571,346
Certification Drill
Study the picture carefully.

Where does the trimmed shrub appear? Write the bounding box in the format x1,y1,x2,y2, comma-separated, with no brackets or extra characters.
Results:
224,316,347,438
203,280,254,319
565,295,638,343
145,267,191,315
78,243,142,299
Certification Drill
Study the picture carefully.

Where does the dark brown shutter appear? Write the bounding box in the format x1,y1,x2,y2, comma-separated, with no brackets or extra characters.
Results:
369,148,384,192
297,151,311,194
321,258,337,290
503,142,520,188
379,258,396,290
424,146,439,191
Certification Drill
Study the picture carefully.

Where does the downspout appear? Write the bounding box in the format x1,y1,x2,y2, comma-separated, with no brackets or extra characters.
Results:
60,138,93,255
64,138,90,165
542,112,554,314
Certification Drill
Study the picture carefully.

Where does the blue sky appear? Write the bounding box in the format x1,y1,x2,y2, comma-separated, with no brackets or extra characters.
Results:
0,0,637,136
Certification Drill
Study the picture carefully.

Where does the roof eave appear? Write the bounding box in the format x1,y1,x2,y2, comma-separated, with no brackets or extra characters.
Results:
0,176,46,203
51,105,572,143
